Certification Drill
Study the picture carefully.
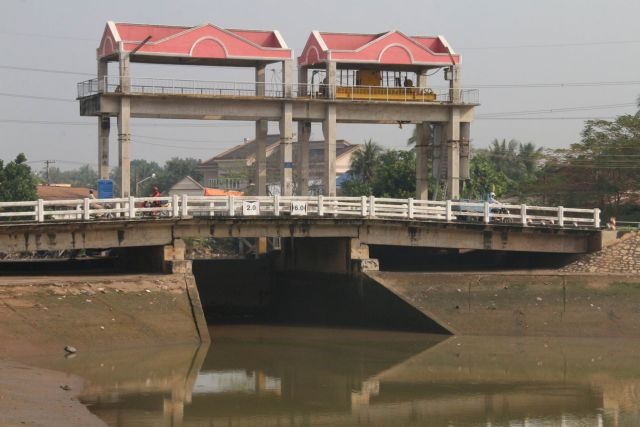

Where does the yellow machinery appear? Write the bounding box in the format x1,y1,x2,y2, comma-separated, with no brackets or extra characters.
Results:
334,70,437,102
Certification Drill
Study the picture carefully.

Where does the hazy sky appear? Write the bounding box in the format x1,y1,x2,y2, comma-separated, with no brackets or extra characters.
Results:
1,0,639,173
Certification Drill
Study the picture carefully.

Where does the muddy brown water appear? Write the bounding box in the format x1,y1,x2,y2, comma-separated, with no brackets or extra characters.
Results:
25,325,640,427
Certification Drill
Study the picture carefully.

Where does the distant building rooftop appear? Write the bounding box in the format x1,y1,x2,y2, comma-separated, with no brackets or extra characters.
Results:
37,184,90,201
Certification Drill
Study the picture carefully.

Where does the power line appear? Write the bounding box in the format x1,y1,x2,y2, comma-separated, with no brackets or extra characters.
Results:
0,31,97,42
0,92,75,102
134,140,226,151
460,39,640,50
133,134,240,144
476,116,618,120
466,80,640,88
478,102,637,118
0,118,253,128
0,64,93,77
2,64,640,90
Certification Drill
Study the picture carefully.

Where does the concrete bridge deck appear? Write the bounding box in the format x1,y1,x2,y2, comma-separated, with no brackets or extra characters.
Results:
0,196,602,254
0,216,602,255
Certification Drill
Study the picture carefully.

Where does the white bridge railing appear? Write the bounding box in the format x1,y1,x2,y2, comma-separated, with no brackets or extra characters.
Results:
0,196,601,229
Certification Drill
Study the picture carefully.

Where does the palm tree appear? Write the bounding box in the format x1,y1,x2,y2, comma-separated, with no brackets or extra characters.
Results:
517,142,544,177
350,139,383,181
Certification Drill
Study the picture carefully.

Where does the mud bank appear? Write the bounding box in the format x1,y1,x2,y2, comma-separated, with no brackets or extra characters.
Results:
0,360,106,427
0,273,208,426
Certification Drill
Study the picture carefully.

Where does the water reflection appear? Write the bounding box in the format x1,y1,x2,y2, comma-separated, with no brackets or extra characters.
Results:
39,326,640,426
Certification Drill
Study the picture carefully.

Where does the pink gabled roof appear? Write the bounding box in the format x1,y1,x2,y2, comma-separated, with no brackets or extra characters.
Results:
321,33,380,50
98,21,291,63
298,30,459,68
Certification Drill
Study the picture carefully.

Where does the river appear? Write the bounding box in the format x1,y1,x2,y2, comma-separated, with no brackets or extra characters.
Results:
28,324,638,427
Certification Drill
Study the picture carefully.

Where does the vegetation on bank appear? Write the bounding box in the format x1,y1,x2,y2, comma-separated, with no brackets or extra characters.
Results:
1,108,638,222
340,112,640,221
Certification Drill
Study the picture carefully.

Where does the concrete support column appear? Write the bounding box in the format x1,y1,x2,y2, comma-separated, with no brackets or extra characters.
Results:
97,59,108,92
255,120,268,196
322,104,337,196
280,103,294,196
254,64,268,196
98,115,110,180
97,57,110,180
255,63,266,97
326,60,337,99
117,45,132,197
117,97,131,197
460,122,471,181
296,121,311,195
417,68,428,89
448,65,461,103
446,108,461,200
415,122,431,200
298,66,308,97
118,46,130,93
282,59,293,98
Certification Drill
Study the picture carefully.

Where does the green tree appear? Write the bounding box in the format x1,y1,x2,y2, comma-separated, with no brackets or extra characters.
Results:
340,139,384,196
465,151,511,200
0,153,38,202
349,139,383,182
341,145,415,198
371,150,416,198
41,165,98,188
537,114,640,217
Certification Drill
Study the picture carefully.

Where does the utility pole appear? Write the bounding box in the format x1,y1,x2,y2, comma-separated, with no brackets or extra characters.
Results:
44,160,56,185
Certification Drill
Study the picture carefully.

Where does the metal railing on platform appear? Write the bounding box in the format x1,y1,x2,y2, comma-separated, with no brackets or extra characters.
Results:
0,196,601,228
77,77,479,104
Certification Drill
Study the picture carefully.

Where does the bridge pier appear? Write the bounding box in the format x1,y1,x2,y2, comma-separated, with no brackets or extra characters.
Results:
113,238,191,274
275,237,378,275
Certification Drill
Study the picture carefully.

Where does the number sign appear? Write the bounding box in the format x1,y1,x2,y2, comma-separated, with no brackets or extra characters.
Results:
291,201,307,216
242,200,260,216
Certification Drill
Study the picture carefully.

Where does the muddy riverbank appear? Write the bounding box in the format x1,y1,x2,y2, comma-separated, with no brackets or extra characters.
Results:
0,273,208,426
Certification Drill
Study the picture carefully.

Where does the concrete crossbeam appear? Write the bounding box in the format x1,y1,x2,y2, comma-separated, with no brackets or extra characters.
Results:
80,94,475,125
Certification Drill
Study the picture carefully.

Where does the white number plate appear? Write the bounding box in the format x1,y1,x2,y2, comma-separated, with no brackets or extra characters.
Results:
242,200,260,216
291,201,307,216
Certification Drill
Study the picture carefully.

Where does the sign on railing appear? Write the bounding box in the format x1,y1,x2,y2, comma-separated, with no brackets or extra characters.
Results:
0,195,601,229
291,201,307,216
242,200,259,216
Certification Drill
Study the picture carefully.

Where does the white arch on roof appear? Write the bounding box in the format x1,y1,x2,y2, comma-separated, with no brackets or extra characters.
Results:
377,43,415,64
304,45,321,66
189,36,229,57
101,35,115,57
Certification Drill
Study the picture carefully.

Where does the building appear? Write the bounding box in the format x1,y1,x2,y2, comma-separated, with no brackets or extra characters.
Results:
37,184,92,220
198,136,359,194
168,176,205,197
37,184,91,200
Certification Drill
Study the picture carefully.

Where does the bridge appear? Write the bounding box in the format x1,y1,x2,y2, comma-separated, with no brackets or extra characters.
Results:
0,195,603,274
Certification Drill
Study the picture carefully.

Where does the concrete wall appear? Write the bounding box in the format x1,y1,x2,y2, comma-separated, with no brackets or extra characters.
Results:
369,271,640,337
